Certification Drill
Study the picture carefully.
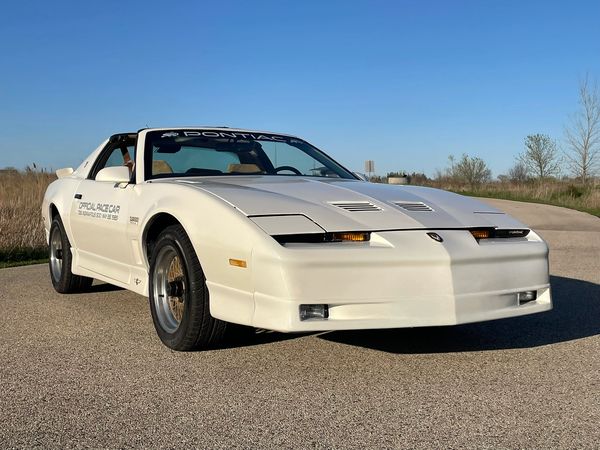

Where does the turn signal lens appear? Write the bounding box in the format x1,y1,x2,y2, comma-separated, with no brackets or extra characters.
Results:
470,229,491,239
229,258,247,268
331,232,370,242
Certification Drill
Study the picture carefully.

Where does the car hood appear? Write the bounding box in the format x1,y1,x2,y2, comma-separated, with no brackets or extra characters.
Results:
158,176,527,232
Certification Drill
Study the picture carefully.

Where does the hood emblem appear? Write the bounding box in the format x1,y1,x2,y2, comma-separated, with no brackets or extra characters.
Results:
427,232,443,242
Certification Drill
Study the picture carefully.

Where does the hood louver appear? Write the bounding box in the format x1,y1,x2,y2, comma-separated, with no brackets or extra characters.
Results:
329,201,382,212
393,201,434,212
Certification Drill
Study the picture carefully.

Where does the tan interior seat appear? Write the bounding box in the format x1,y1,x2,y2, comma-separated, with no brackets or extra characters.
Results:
153,160,173,175
227,163,262,173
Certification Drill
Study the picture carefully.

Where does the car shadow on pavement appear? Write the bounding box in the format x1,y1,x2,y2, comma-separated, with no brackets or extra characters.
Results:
222,328,313,349
317,275,600,353
88,282,124,293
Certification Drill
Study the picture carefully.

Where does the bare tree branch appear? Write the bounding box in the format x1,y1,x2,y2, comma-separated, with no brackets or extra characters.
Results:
508,161,529,183
519,134,561,179
564,75,600,183
447,154,491,186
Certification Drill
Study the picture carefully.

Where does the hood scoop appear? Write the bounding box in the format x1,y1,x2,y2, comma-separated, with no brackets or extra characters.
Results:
393,201,434,212
329,201,382,212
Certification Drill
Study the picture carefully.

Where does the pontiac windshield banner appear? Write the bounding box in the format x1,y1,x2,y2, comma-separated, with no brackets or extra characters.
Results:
159,130,289,141
77,201,120,221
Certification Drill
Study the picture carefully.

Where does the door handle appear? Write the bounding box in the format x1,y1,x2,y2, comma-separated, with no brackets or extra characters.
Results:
74,193,82,199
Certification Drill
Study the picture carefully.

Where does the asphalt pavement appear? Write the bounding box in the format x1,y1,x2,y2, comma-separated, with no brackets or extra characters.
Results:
1,199,599,449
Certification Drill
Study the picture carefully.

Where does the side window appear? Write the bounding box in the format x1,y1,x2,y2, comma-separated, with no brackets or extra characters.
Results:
104,148,126,168
91,145,135,180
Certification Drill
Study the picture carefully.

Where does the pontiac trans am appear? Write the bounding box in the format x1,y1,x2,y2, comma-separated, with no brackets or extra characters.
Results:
43,128,552,350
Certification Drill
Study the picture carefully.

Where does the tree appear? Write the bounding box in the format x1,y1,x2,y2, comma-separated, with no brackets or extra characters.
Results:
519,134,561,179
448,154,491,186
565,75,600,183
508,161,529,183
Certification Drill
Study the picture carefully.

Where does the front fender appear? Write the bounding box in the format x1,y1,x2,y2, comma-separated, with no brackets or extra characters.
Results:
134,183,282,323
42,178,81,244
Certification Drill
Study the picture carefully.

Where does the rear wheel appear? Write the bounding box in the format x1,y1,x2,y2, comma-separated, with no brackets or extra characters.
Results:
149,224,227,350
49,217,93,293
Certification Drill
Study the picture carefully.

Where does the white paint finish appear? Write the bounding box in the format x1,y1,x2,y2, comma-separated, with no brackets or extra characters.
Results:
43,127,552,332
68,179,133,283
151,176,527,232
249,215,324,235
95,166,130,183
74,139,109,179
55,167,74,178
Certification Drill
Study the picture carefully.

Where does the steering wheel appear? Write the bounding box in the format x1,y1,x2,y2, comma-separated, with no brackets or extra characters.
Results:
274,165,302,175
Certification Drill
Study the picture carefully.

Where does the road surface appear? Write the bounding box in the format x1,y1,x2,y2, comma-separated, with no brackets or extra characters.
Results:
1,198,599,449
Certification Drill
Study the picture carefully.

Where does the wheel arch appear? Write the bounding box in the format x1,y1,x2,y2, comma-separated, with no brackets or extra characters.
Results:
44,202,62,244
142,212,188,266
49,203,60,220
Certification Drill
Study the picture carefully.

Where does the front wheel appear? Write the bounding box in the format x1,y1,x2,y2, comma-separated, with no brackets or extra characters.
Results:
149,225,227,351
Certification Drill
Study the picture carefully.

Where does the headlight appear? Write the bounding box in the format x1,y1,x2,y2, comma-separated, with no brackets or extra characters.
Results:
249,214,323,235
470,228,530,240
274,231,370,245
249,214,370,245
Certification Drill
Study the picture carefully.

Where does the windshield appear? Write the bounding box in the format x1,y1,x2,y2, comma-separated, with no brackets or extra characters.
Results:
144,130,355,180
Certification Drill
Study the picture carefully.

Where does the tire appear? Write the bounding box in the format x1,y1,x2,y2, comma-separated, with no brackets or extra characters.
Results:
148,224,227,351
48,217,93,293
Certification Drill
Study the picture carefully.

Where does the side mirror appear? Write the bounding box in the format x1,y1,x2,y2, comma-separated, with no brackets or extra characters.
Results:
96,166,131,183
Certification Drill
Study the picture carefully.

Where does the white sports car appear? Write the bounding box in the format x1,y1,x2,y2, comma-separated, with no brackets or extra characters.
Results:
43,127,552,350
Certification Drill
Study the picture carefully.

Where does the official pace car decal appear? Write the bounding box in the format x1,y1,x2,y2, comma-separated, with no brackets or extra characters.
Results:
77,201,120,221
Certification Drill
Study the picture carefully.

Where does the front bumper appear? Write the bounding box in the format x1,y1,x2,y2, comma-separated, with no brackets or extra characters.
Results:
213,229,552,332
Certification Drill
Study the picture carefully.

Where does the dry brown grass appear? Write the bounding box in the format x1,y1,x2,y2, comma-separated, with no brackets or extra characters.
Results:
0,169,56,261
425,178,600,217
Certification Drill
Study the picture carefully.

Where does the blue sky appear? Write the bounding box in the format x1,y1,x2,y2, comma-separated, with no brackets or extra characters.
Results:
1,0,599,177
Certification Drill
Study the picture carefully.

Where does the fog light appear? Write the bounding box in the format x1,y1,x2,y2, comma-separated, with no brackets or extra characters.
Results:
299,304,329,321
518,291,537,304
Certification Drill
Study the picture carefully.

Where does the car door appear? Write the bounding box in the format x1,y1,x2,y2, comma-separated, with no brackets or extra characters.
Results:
69,139,136,284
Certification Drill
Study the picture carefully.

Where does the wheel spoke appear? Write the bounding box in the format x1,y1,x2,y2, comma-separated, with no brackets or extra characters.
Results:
152,247,187,333
49,226,63,281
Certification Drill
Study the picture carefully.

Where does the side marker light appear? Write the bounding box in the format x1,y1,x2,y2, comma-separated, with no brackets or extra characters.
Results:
229,258,247,268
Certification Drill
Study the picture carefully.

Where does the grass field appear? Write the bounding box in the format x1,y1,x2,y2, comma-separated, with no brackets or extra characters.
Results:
0,170,598,268
0,169,55,268
426,179,600,218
